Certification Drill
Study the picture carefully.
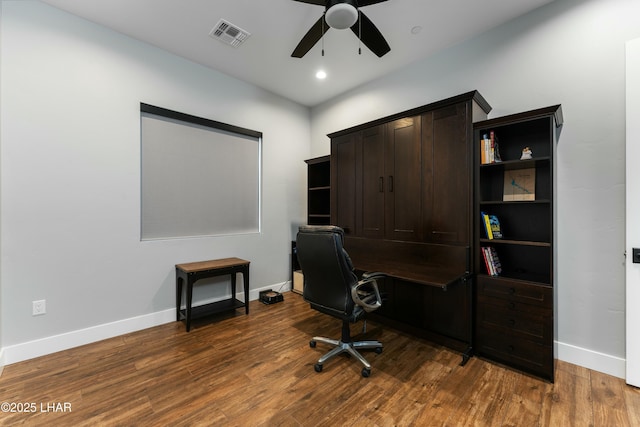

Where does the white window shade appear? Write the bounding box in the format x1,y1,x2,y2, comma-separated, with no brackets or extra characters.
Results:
141,105,261,240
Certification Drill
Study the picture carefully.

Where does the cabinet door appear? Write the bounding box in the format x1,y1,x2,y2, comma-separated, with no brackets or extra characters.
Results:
360,125,385,238
331,132,359,236
423,103,470,244
385,117,422,241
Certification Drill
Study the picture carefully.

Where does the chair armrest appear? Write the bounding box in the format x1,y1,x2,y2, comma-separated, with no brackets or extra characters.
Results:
361,272,387,281
351,272,386,313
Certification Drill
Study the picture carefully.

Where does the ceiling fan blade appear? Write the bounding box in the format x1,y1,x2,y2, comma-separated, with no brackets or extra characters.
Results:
357,0,388,6
291,0,326,5
351,11,390,57
292,15,329,58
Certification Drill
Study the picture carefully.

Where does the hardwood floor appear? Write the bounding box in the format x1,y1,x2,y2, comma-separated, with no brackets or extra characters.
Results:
1,291,639,426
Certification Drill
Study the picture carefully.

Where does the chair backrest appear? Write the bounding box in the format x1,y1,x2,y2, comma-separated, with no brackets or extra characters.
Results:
296,225,357,318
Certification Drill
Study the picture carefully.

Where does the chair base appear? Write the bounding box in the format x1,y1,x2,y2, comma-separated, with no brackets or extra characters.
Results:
309,321,383,377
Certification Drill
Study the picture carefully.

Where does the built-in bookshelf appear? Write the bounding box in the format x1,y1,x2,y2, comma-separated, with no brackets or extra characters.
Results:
305,156,330,225
292,156,331,294
474,105,562,381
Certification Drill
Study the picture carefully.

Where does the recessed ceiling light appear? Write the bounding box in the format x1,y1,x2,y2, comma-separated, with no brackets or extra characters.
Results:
411,26,422,35
316,70,327,80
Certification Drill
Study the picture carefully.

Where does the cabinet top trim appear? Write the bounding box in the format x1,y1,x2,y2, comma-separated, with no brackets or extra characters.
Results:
474,104,563,129
327,90,491,138
304,155,330,165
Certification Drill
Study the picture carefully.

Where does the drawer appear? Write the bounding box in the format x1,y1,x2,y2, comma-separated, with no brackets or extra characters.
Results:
476,330,554,380
477,301,552,343
477,276,552,308
477,293,550,316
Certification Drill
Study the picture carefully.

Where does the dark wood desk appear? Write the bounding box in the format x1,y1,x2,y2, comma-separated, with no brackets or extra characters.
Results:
344,238,473,364
176,258,250,332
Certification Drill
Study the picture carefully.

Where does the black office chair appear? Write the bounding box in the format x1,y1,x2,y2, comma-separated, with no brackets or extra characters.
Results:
296,225,385,377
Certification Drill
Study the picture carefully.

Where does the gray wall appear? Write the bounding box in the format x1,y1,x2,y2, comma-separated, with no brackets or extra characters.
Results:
0,2,309,361
310,0,640,377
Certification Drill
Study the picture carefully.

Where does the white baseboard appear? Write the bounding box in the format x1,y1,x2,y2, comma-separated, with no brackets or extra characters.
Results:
556,340,626,379
2,282,291,366
10,281,625,381
0,348,5,377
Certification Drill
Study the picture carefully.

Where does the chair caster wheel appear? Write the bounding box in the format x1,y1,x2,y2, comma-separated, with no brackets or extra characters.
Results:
314,363,323,372
375,347,383,354
309,340,316,348
361,367,371,378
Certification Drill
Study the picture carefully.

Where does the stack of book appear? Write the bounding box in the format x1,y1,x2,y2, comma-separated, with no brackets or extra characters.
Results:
480,130,502,164
481,246,502,276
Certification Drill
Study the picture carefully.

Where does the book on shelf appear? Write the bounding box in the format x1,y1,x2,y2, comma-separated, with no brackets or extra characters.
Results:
481,212,492,239
481,247,493,275
488,214,503,239
488,247,502,276
503,167,536,201
481,246,502,276
481,212,503,239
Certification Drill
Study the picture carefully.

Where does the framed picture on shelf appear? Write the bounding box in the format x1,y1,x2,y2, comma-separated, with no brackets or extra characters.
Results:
503,168,535,201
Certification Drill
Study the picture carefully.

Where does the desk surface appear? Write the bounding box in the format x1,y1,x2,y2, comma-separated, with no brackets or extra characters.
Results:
176,257,250,273
353,259,467,288
343,238,468,289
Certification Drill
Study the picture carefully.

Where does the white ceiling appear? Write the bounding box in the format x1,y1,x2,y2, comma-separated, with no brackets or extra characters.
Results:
40,0,555,107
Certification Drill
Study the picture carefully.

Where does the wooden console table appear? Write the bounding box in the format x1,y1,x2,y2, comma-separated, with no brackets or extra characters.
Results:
176,257,250,332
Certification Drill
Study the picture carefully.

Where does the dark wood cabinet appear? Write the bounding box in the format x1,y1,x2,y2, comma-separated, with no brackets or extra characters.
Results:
331,134,358,234
329,91,491,355
384,117,422,241
330,118,422,240
360,125,385,238
473,105,562,381
423,102,472,245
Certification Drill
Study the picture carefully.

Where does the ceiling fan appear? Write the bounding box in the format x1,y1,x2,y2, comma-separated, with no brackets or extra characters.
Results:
291,0,391,58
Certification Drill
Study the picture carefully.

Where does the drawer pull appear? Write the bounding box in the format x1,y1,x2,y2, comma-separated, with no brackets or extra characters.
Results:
509,287,516,295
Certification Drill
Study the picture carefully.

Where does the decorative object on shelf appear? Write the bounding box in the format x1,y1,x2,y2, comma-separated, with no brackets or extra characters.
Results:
503,168,536,201
520,146,533,160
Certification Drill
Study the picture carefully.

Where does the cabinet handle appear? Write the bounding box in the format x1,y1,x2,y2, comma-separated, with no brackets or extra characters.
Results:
379,177,384,193
388,176,394,192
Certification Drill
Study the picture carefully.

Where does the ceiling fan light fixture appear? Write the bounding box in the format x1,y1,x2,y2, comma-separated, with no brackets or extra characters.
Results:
325,3,358,30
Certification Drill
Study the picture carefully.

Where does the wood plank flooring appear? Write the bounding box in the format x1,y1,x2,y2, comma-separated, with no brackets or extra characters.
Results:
1,291,639,426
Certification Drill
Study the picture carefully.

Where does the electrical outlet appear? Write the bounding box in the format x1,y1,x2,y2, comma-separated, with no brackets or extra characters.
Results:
32,300,46,316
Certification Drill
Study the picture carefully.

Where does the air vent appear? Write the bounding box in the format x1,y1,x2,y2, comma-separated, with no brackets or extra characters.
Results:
209,19,251,48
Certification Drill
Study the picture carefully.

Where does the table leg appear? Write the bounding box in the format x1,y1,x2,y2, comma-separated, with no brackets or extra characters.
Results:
176,275,183,322
243,266,250,314
231,271,237,304
186,278,193,332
